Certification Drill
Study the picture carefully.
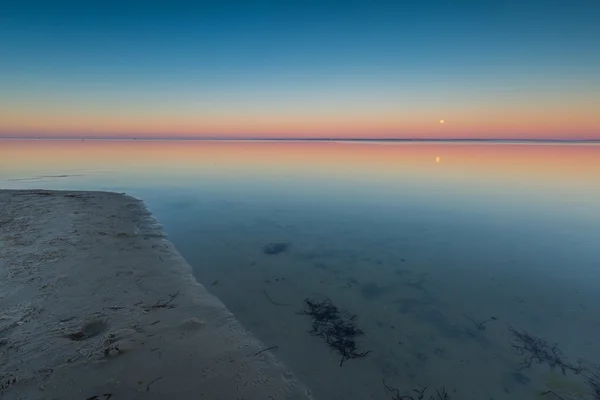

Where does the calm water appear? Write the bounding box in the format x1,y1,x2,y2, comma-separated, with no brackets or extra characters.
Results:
2,140,600,399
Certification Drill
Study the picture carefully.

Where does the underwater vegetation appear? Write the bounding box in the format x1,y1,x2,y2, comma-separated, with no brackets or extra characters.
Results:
383,379,453,400
509,325,583,375
299,296,371,366
263,242,290,255
509,326,600,399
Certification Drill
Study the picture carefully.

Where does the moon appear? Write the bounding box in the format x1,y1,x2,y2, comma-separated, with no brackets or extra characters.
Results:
439,119,445,124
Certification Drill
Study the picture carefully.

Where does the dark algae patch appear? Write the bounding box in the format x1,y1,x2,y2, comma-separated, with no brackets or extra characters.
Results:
588,373,600,399
383,380,453,400
299,296,371,366
263,242,290,255
463,314,497,331
508,325,583,375
508,325,600,399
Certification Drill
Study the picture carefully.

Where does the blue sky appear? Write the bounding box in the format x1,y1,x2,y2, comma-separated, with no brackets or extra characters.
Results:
1,0,599,138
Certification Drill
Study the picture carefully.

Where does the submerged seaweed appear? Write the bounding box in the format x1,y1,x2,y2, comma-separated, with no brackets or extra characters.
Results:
382,380,452,400
507,328,600,400
508,325,583,375
581,363,600,400
299,297,371,366
263,242,290,255
589,375,600,399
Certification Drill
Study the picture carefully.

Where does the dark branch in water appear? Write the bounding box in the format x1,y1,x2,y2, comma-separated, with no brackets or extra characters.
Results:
541,390,567,399
583,367,600,399
382,380,451,400
254,345,279,356
507,326,600,400
508,325,583,375
589,377,600,399
463,314,497,331
299,297,371,366
146,376,163,392
263,290,291,306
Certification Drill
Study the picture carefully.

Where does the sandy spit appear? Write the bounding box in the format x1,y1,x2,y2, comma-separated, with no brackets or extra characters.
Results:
0,190,313,400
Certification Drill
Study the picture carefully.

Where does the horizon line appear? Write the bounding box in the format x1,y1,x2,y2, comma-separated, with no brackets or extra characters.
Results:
0,136,599,144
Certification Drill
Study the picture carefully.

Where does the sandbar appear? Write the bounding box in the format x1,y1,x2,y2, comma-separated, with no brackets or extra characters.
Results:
0,190,312,400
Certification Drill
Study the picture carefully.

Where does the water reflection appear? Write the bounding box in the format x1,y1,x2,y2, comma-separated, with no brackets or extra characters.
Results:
1,140,600,399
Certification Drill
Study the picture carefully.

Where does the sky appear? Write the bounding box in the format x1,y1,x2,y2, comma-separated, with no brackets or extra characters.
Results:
1,0,599,140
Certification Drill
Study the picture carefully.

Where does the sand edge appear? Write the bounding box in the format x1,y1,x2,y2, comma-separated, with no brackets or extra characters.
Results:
0,189,313,400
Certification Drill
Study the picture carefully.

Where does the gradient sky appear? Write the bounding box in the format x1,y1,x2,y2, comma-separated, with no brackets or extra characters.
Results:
1,1,599,139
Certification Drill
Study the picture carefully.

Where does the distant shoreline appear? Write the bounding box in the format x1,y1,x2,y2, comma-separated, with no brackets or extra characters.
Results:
1,137,599,144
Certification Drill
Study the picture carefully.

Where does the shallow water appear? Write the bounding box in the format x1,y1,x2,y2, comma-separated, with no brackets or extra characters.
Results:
2,139,600,399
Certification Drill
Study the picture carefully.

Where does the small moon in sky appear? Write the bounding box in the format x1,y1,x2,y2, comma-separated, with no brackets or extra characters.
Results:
439,120,445,124
436,156,440,163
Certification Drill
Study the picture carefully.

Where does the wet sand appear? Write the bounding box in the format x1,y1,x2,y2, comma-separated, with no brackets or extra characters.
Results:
0,190,312,400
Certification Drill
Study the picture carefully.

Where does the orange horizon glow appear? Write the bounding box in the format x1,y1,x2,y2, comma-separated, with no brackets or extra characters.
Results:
1,93,599,140
1,123,598,140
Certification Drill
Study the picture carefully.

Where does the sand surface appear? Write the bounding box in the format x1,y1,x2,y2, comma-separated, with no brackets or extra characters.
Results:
0,190,312,400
